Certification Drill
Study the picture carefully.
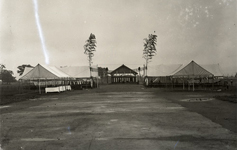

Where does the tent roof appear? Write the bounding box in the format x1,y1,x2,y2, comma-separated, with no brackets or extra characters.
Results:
59,66,98,78
173,61,213,77
19,64,70,80
201,64,223,77
16,67,33,80
147,64,183,76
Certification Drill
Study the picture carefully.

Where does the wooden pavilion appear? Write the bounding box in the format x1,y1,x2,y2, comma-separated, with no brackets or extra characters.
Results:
110,64,138,84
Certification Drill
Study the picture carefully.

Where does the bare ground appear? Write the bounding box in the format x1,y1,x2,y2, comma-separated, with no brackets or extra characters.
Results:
0,84,236,150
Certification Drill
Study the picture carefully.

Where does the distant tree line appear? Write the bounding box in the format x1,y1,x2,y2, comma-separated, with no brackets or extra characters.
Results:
0,64,34,84
0,64,16,84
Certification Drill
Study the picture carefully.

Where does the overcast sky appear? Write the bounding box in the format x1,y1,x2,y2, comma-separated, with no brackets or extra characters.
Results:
0,0,236,76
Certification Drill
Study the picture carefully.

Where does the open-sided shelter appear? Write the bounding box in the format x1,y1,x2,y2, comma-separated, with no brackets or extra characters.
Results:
110,64,138,83
145,61,223,90
172,61,215,91
59,66,99,88
145,64,183,86
19,64,72,93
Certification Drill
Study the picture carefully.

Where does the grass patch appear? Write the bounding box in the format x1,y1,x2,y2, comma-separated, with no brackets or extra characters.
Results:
0,83,39,105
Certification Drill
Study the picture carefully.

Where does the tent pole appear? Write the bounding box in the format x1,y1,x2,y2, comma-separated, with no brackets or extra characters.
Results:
173,78,175,89
212,76,214,91
188,77,190,91
183,77,184,90
165,76,167,89
193,78,194,91
39,79,41,94
173,77,174,90
63,78,65,90
29,79,31,90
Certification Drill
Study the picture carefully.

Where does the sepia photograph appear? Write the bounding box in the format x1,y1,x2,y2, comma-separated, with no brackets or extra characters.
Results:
0,0,236,149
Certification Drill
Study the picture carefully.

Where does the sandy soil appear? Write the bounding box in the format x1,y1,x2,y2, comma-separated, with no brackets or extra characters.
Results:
0,84,236,150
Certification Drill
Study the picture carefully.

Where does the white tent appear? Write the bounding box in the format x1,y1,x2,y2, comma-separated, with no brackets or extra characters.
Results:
201,64,223,77
146,62,223,77
147,64,183,77
59,66,99,88
172,61,217,91
145,61,223,90
173,61,213,77
16,67,33,80
59,66,98,78
19,64,70,80
19,64,73,93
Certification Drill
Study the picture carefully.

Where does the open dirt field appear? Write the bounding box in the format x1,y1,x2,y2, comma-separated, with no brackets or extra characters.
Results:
0,84,236,150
